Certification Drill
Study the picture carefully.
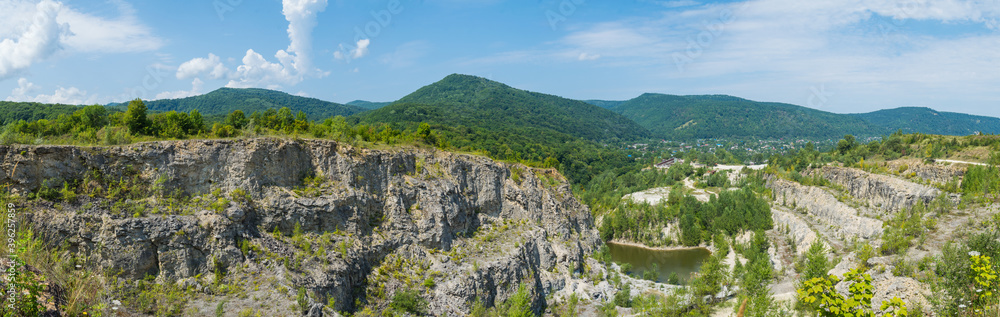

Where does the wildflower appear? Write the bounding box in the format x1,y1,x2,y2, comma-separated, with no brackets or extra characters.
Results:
970,251,981,257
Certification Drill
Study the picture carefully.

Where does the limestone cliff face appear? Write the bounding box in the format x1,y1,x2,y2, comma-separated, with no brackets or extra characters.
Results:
0,138,600,315
817,166,941,213
883,159,964,185
767,177,883,241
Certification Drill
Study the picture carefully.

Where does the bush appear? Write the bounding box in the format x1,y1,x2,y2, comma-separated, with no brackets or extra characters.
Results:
390,288,427,315
613,283,632,307
666,272,680,285
505,283,535,317
797,268,907,316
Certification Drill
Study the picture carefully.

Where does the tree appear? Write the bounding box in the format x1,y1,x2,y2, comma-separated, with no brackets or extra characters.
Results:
691,252,728,298
226,110,248,130
75,105,108,129
680,211,702,246
277,107,294,130
417,122,437,145
124,98,152,135
189,109,204,134
802,241,830,281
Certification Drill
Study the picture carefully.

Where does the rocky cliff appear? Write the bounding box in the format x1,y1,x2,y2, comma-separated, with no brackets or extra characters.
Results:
883,159,965,185
767,177,883,241
0,138,601,316
816,166,942,213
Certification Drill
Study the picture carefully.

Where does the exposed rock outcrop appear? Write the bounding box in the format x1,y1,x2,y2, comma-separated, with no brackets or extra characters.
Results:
883,159,965,185
767,177,883,241
771,207,818,255
817,166,941,213
1,138,601,316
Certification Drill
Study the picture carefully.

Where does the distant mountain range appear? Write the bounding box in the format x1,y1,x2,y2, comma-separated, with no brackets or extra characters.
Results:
346,100,391,110
592,93,880,140
851,107,1000,136
110,87,366,120
9,74,1000,141
355,74,650,142
583,94,1000,139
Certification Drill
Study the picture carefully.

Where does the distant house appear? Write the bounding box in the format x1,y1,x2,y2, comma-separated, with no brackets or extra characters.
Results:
655,158,684,169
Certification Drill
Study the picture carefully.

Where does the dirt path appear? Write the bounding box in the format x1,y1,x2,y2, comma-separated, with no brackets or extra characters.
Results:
683,178,711,202
936,159,988,166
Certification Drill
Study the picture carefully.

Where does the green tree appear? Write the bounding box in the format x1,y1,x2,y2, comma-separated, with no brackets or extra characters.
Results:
226,110,247,130
691,252,728,298
802,241,830,281
189,109,204,134
124,98,152,135
680,211,702,246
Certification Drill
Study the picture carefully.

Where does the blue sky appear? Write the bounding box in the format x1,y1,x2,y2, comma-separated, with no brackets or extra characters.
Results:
2,0,999,117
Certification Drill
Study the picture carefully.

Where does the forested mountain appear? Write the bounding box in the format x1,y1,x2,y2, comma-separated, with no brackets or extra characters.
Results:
346,100,391,110
852,107,1000,136
602,94,884,140
0,102,86,125
357,74,650,142
118,88,366,119
584,100,625,109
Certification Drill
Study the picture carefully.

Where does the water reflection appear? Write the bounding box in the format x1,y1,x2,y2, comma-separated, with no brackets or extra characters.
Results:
605,242,711,284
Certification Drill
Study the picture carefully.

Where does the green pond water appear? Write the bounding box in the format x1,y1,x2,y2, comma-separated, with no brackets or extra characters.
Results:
606,242,711,284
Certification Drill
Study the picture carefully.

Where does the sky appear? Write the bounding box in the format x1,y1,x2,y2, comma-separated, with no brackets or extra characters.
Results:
1,0,999,117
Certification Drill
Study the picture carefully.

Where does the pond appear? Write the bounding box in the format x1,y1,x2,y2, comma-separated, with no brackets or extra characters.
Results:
605,242,712,284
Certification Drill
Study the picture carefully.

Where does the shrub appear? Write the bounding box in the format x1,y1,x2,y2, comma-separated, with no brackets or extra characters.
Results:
390,288,427,315
613,283,632,307
797,268,907,317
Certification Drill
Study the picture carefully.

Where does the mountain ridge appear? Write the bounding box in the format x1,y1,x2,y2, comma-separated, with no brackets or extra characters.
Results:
114,87,366,119
355,74,652,142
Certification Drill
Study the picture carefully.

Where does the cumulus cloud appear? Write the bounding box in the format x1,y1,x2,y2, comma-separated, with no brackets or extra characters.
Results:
176,53,230,80
0,0,162,81
223,0,329,89
153,78,204,100
334,39,370,60
226,49,296,89
5,77,96,104
0,0,69,80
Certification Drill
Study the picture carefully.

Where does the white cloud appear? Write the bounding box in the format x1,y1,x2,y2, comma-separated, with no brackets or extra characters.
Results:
5,77,96,104
226,49,295,89
335,39,370,60
9,78,37,97
467,0,1000,115
0,0,162,80
57,0,163,53
0,0,69,80
176,53,230,79
224,0,329,89
153,78,204,100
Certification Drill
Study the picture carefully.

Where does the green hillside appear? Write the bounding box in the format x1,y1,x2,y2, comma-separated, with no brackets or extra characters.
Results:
358,74,650,142
128,88,366,120
346,100,391,110
852,107,1000,136
0,102,84,125
584,100,626,109
610,93,883,140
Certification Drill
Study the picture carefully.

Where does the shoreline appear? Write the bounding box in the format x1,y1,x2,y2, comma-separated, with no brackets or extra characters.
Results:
606,240,713,252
